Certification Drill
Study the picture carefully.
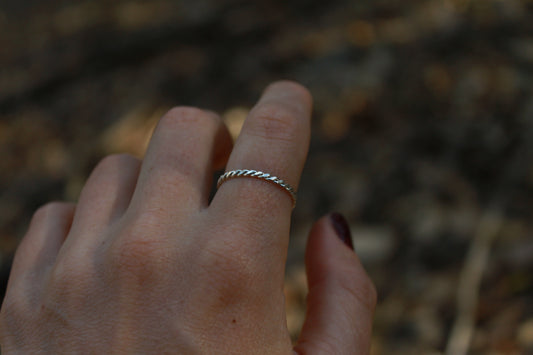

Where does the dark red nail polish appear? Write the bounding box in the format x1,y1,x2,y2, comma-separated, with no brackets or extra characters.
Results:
330,213,354,250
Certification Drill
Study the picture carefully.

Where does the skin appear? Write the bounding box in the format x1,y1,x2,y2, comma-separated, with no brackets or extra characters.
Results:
0,81,377,354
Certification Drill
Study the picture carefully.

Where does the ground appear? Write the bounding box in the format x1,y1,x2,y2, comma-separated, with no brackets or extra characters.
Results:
1,0,533,353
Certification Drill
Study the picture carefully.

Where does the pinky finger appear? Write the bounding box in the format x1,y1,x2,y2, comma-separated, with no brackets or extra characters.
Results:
8,202,75,284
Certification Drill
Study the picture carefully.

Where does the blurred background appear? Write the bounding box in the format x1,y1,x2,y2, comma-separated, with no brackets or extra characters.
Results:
1,0,533,353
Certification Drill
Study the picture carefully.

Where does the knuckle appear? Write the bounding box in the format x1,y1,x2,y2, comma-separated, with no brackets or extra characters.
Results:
166,106,204,119
128,207,170,233
32,201,74,224
49,255,93,292
142,161,198,192
200,242,257,296
96,153,138,171
267,80,313,103
74,155,140,207
162,106,220,130
107,227,171,280
208,249,254,283
297,337,339,355
248,102,302,143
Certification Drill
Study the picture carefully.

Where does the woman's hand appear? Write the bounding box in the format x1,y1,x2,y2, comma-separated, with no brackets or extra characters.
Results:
0,81,376,354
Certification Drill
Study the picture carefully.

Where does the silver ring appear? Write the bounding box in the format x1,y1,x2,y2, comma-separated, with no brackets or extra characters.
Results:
217,169,296,208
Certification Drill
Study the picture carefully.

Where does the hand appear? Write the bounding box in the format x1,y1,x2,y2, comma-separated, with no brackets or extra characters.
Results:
0,81,376,354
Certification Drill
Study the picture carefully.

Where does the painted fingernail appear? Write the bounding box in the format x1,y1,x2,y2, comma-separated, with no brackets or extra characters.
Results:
330,212,354,250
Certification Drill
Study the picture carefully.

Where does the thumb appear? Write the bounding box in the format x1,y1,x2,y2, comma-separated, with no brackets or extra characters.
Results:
294,213,377,355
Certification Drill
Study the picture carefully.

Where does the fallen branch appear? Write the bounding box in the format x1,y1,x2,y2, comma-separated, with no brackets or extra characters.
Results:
445,209,503,355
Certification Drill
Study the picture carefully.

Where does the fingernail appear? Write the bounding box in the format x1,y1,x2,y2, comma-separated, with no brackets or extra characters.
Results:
329,213,354,250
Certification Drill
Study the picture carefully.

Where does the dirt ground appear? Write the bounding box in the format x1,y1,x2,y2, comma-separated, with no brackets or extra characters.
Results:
1,0,533,353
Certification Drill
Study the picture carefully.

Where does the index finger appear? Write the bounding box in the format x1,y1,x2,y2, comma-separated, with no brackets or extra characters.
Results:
210,81,312,233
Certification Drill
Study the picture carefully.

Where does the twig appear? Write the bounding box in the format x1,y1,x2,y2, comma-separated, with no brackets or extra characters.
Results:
444,209,503,355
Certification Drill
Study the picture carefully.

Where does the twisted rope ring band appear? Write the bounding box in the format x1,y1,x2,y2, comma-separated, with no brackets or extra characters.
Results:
217,169,296,208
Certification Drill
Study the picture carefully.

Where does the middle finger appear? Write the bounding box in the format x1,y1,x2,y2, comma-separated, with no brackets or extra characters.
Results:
128,107,233,220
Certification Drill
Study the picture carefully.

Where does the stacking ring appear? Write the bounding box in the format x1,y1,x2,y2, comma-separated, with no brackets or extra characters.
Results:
217,169,297,208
